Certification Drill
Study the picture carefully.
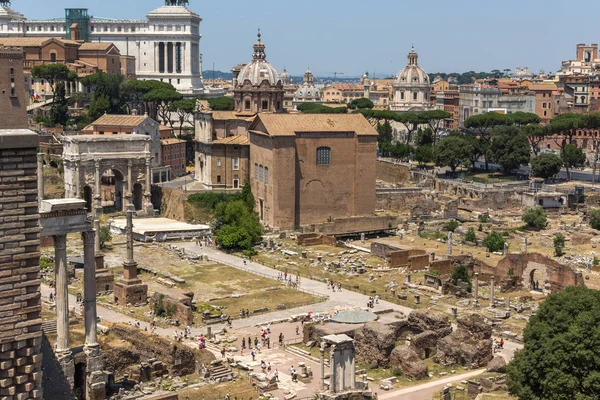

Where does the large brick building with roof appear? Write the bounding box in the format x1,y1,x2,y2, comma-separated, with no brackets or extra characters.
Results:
248,113,378,230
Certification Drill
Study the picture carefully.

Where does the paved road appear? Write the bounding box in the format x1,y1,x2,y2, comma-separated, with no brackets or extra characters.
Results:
379,369,485,400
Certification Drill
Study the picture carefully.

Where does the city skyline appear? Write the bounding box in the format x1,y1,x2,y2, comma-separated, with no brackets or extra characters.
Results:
6,0,600,77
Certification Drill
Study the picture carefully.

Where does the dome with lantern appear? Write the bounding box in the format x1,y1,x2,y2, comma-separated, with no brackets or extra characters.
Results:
280,67,291,85
391,46,433,112
236,31,281,87
294,67,321,102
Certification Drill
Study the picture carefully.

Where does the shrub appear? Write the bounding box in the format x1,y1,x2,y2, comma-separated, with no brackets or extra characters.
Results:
154,294,166,317
553,233,565,257
444,219,460,232
522,206,548,229
99,226,112,249
465,227,477,243
589,208,600,230
478,223,483,232
478,214,489,223
451,265,472,292
483,231,506,252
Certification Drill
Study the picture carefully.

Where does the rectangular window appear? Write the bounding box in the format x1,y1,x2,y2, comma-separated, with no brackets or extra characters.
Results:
217,175,221,183
245,100,251,110
542,103,546,109
259,165,264,183
254,163,258,180
262,100,269,110
316,147,331,165
413,92,418,100
264,167,269,185
232,157,239,170
216,158,221,167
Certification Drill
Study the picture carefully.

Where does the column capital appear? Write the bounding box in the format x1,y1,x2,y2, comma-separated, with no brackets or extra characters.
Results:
53,234,67,250
82,229,95,245
37,152,44,161
127,160,133,168
95,160,100,169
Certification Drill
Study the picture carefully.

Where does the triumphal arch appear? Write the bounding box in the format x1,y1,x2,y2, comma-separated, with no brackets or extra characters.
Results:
62,134,154,214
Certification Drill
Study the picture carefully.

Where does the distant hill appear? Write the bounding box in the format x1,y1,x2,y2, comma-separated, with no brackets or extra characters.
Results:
203,70,233,81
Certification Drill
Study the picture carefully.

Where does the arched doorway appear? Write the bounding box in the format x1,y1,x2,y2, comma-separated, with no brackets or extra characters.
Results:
81,186,92,212
101,169,124,212
132,183,143,211
530,269,542,292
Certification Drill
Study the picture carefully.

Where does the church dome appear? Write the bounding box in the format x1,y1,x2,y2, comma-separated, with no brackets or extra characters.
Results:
395,47,429,86
280,67,290,85
237,31,281,86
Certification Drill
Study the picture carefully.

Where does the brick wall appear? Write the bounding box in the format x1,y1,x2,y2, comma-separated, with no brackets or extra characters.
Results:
0,48,27,129
0,130,43,399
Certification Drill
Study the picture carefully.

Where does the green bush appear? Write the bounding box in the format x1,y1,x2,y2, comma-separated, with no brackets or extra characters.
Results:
589,208,600,230
594,257,599,266
553,233,565,257
483,231,506,252
465,227,477,243
478,223,483,232
522,206,548,229
99,226,112,249
154,294,166,317
444,219,460,232
451,265,472,292
478,214,489,223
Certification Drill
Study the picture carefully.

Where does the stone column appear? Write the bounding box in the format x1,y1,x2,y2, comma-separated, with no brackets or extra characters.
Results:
490,276,495,308
330,344,337,393
320,343,325,390
447,232,453,256
406,273,411,283
82,230,99,348
125,160,133,210
522,237,527,254
503,242,509,256
145,157,153,212
53,234,74,388
37,153,44,205
473,272,479,306
94,160,102,212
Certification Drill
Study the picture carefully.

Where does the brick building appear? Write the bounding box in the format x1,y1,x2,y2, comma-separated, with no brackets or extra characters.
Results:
161,138,187,177
0,47,43,399
0,47,27,129
528,83,558,124
248,113,377,230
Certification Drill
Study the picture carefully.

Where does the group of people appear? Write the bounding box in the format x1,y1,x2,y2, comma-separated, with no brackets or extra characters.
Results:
239,309,251,318
493,337,505,352
277,272,301,287
328,280,342,292
367,295,379,309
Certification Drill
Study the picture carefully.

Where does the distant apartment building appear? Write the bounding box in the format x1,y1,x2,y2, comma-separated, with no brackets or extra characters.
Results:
458,84,502,127
322,83,363,103
436,89,460,130
528,83,558,124
557,44,600,77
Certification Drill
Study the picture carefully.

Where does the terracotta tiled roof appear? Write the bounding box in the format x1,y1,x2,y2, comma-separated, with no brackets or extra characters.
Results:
161,138,186,145
90,114,150,127
325,84,363,91
0,37,80,47
212,111,239,120
251,114,377,137
78,42,114,51
159,125,173,131
528,84,558,91
212,135,250,145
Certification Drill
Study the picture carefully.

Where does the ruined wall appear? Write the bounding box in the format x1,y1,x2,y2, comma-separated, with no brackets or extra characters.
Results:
296,233,336,246
430,259,453,275
376,191,434,213
0,130,43,399
370,242,403,259
388,249,427,268
376,161,410,183
408,254,430,271
150,292,194,326
311,215,398,235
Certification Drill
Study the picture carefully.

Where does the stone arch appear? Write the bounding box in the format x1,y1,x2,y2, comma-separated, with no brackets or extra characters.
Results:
133,183,143,211
101,168,125,212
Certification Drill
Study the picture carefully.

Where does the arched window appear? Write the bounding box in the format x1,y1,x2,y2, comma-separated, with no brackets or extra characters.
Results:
316,147,331,165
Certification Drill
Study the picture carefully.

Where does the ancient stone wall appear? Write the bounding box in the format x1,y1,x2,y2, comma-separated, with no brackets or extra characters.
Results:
376,191,434,213
408,254,430,271
376,161,410,183
296,233,336,246
150,292,194,326
0,130,43,399
370,242,402,260
430,259,453,275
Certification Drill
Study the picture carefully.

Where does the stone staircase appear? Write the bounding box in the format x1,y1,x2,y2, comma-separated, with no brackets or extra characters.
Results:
42,320,57,335
209,362,233,382
285,345,329,366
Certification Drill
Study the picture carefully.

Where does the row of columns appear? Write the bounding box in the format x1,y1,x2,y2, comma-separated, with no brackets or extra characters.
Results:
156,41,185,74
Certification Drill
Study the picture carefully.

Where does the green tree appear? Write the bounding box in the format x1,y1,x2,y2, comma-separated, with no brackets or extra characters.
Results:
548,114,583,179
451,265,471,291
521,206,548,229
414,145,434,167
172,99,196,136
507,286,600,400
521,124,548,156
214,200,262,251
553,233,565,257
99,226,112,249
416,128,434,146
347,97,374,110
509,111,542,127
465,227,477,243
377,121,393,153
434,135,472,173
562,144,586,179
483,231,505,252
82,72,125,119
31,63,71,100
444,219,460,232
297,103,347,114
88,95,111,121
420,110,452,144
465,112,514,170
207,96,235,111
390,142,412,161
50,82,69,126
488,126,531,172
531,153,563,180
589,209,600,230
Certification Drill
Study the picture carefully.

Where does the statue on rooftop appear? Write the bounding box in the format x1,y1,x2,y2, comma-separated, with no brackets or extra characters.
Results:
0,1,11,7
165,0,189,5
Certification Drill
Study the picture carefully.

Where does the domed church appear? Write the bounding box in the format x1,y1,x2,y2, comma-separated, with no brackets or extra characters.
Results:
391,47,434,112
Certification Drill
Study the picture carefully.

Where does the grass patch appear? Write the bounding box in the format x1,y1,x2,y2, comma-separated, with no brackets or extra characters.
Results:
179,377,258,400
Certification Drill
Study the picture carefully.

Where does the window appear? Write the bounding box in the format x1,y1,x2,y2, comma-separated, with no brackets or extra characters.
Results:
542,102,546,109
217,175,221,183
400,91,405,100
232,157,239,170
262,100,269,110
316,147,331,165
216,158,221,167
254,163,258,180
543,110,547,117
259,165,264,183
264,167,269,185
245,99,251,110
413,92,418,100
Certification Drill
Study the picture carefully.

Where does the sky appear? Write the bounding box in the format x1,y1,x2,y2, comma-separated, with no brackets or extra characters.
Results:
10,0,600,77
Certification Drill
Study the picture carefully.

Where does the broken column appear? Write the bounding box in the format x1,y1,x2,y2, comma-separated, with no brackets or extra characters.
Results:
82,230,107,400
320,343,326,390
144,156,153,213
406,273,411,283
323,334,356,394
473,272,479,307
490,276,495,308
504,242,509,256
114,209,148,306
447,232,453,256
54,234,75,388
522,237,528,254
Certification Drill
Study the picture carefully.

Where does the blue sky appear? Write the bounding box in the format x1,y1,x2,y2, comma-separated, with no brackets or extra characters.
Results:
10,0,600,77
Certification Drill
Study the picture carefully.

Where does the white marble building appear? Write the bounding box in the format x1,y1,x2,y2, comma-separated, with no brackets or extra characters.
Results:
0,2,220,95
391,47,434,113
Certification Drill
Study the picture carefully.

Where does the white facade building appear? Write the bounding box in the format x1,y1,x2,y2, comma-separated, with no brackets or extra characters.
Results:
0,2,221,95
391,47,433,113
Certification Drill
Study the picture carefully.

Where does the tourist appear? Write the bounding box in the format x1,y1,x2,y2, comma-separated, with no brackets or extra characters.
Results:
254,337,259,347
221,348,226,358
49,292,53,302
296,325,300,335
243,257,247,265
256,342,261,353
274,368,279,382
224,394,230,400
251,348,256,361
279,332,284,347
375,295,380,304
242,338,246,350
499,337,504,349
261,360,266,372
267,362,271,373
267,322,271,333
337,283,342,292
